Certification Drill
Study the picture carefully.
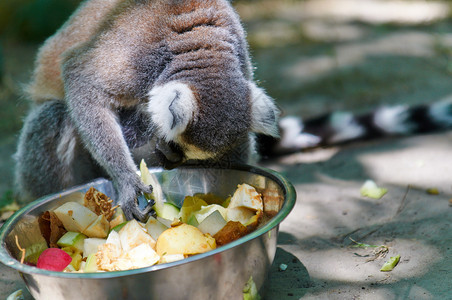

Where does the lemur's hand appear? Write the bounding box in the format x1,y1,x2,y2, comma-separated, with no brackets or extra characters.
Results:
117,175,154,222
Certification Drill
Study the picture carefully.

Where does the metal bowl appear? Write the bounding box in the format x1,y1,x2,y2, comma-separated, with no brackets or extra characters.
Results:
0,165,295,300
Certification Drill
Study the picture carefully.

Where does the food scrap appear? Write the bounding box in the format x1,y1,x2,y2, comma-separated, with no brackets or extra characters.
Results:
380,255,401,272
360,180,388,199
243,276,261,300
6,289,24,300
426,188,439,195
279,263,288,272
84,187,115,220
24,170,269,273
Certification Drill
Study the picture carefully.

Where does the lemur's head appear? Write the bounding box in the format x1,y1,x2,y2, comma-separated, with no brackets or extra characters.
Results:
147,80,279,168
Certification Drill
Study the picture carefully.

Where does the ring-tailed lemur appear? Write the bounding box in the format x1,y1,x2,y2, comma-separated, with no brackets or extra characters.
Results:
15,0,279,221
14,0,452,221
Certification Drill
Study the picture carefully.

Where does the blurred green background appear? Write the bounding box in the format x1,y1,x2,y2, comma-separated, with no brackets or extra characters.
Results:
2,0,452,208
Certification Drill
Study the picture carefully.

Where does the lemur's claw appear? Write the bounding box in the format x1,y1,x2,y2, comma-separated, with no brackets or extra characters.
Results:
130,194,155,222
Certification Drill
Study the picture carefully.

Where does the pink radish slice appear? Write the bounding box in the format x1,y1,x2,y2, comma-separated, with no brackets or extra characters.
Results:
36,248,72,271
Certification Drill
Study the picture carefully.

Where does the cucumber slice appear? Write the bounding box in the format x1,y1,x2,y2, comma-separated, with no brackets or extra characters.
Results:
157,202,180,221
57,232,87,253
140,160,164,213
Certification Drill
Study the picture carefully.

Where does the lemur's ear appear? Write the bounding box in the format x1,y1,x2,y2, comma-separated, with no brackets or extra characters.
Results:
147,81,197,141
249,82,280,137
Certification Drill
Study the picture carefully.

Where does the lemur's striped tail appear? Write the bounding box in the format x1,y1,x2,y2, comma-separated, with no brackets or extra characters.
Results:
257,98,452,157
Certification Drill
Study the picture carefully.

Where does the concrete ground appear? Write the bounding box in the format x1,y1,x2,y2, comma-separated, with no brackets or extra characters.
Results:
1,0,452,299
263,132,452,299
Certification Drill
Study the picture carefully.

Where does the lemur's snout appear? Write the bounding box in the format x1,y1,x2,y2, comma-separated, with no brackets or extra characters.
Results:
155,140,185,169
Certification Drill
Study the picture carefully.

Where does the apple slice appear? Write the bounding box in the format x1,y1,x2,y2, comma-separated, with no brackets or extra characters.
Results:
229,184,263,211
118,219,156,252
83,214,109,238
226,207,255,225
53,202,98,233
36,248,72,271
120,243,160,269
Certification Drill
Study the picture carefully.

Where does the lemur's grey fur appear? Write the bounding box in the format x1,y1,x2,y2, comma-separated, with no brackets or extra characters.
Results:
15,0,279,221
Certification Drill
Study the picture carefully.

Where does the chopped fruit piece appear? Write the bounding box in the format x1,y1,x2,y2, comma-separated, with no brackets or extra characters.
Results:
145,216,169,240
193,204,227,223
57,232,87,253
178,196,207,223
24,242,48,265
360,180,387,199
83,214,109,238
156,223,216,256
83,238,106,257
83,187,114,220
36,248,72,271
53,202,98,233
226,207,256,225
229,184,263,211
214,221,248,246
197,210,227,236
118,219,156,252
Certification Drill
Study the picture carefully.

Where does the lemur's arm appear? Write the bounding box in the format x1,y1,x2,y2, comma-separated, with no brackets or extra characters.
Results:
64,72,153,221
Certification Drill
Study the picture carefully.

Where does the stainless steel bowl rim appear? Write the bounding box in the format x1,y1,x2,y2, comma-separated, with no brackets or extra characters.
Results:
0,164,295,279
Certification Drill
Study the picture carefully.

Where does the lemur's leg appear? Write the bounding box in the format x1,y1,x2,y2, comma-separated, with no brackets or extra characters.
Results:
14,100,103,203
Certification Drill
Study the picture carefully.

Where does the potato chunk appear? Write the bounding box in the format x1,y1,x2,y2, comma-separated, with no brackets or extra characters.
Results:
156,223,216,256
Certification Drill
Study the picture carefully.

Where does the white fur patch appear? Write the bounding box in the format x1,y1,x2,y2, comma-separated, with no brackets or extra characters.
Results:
429,99,452,127
147,82,197,143
329,112,365,143
249,82,280,137
275,116,321,152
373,105,415,134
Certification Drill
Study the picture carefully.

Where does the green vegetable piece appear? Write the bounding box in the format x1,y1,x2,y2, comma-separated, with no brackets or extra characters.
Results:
222,196,231,208
111,222,127,233
187,215,199,227
243,276,260,300
24,242,48,265
349,237,378,249
57,231,87,253
360,180,387,199
380,255,400,272
83,253,99,272
140,160,164,214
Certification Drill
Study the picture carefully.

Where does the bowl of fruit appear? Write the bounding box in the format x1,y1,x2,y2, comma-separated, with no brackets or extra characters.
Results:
0,164,295,300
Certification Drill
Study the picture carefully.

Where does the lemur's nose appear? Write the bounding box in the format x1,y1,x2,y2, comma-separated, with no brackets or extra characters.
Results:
155,140,185,169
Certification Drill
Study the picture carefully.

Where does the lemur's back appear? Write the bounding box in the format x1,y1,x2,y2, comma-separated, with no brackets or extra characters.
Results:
26,0,122,103
28,0,251,99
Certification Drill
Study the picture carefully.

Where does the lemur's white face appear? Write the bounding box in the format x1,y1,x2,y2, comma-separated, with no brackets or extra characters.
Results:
147,81,279,165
